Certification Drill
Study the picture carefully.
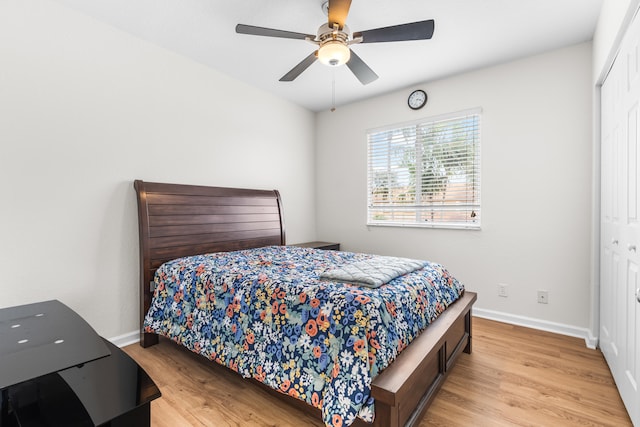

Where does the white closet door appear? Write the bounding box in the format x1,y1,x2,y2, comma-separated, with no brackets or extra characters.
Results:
622,22,640,422
601,10,640,426
601,43,625,383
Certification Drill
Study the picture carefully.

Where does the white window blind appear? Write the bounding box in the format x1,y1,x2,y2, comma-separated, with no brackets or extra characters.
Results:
367,108,481,229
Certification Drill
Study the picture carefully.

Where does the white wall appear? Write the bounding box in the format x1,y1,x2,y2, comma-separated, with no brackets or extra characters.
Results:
0,0,607,344
0,0,316,340
316,43,593,331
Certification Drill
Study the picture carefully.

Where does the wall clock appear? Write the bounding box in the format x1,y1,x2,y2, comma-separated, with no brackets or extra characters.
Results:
408,89,427,110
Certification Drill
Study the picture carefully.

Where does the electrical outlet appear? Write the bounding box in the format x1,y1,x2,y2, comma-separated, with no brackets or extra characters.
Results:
537,290,549,304
497,283,509,298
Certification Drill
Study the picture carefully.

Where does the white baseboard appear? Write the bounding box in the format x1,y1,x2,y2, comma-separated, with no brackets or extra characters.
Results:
473,308,599,350
108,330,140,348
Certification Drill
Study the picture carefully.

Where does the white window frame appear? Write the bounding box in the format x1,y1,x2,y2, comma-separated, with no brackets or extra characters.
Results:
367,108,481,230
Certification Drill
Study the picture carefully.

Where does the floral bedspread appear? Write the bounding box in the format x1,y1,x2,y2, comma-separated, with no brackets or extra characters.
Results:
144,246,464,427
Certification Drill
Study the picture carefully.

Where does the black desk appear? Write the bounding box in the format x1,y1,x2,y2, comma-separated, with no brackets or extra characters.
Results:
0,300,111,390
0,301,160,426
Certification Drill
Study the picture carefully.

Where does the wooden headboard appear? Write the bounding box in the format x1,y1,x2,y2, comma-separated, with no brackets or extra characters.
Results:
133,180,286,347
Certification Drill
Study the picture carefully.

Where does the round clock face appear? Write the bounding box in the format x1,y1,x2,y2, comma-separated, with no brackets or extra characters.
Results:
408,89,427,110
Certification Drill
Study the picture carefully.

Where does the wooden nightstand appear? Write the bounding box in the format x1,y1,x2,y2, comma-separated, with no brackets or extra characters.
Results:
289,241,340,251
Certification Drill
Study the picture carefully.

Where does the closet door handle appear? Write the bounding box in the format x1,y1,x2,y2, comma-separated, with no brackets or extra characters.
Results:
637,288,640,304
629,244,637,252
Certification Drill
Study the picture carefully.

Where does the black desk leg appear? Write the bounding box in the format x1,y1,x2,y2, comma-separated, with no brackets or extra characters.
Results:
1,388,8,427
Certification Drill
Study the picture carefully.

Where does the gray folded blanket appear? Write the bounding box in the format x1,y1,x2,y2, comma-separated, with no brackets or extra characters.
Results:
320,255,427,288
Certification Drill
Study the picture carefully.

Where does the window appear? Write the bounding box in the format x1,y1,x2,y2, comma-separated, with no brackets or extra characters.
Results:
367,108,481,229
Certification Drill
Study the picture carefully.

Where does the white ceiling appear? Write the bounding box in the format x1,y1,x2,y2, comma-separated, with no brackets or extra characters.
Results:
55,0,603,112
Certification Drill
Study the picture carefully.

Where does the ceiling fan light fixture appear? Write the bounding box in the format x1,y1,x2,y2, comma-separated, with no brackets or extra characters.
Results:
318,41,350,66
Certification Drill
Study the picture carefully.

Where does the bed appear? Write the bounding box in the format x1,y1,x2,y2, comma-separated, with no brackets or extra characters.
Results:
134,179,477,427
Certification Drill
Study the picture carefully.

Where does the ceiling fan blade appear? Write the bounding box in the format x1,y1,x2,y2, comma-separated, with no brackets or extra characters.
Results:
280,51,318,82
328,0,352,29
346,50,378,85
354,20,435,43
236,24,314,40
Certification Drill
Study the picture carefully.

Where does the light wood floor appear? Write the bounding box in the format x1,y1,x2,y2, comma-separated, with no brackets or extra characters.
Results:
124,318,632,426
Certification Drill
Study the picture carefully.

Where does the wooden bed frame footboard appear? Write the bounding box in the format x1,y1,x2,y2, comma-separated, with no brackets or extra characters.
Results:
133,179,477,427
363,291,476,427
256,291,476,427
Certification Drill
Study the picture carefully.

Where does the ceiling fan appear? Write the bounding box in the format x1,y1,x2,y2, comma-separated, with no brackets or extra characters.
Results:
235,0,435,85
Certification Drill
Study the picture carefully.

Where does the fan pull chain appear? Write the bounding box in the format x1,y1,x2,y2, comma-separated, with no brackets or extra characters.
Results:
331,71,336,112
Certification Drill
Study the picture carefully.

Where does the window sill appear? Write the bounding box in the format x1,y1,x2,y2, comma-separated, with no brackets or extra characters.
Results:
366,222,481,230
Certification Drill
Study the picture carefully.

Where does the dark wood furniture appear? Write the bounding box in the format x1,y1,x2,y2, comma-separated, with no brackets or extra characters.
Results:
290,241,340,250
0,301,160,427
134,180,285,348
134,179,476,427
